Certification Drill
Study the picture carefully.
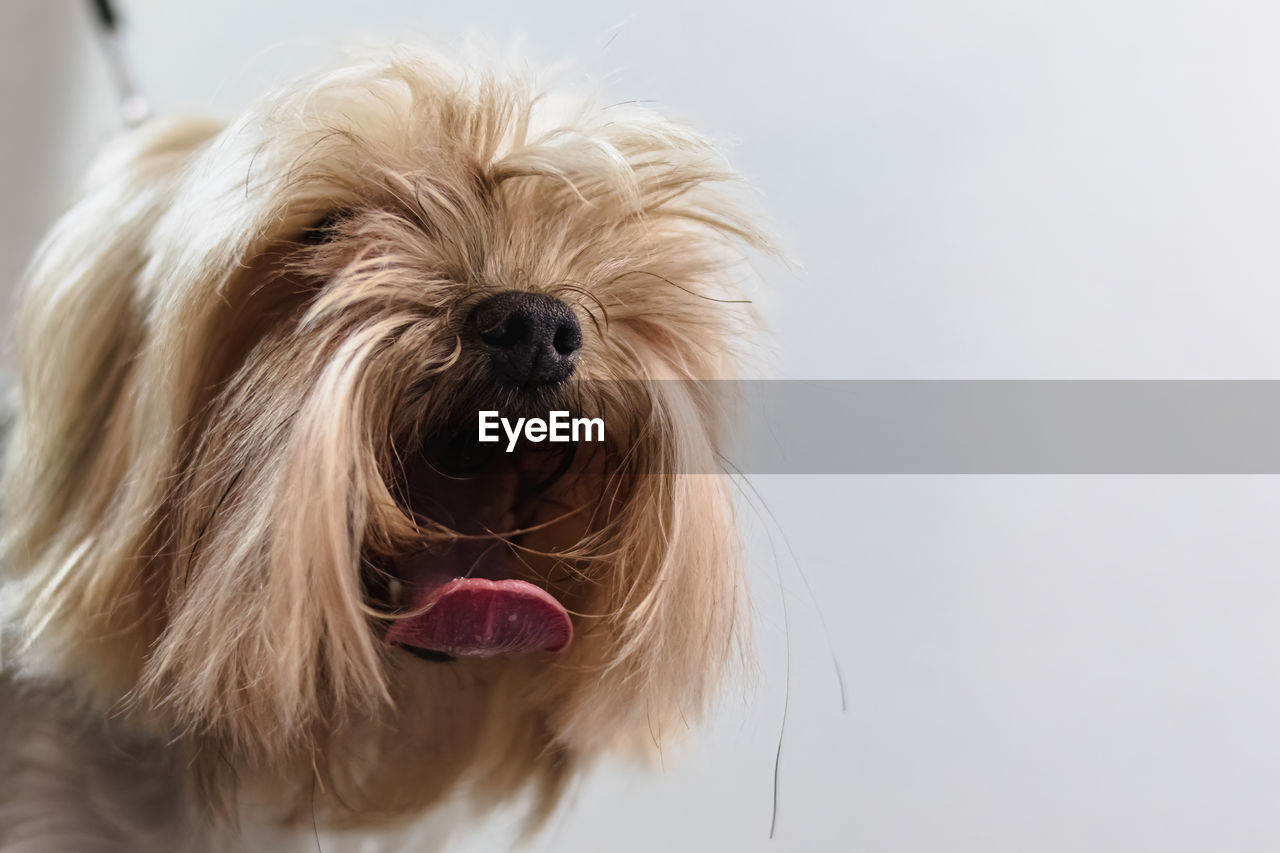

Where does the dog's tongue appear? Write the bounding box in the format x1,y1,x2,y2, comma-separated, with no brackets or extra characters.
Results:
387,577,572,657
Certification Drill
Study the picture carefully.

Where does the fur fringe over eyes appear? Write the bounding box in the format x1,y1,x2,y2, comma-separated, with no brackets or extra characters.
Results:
0,48,771,828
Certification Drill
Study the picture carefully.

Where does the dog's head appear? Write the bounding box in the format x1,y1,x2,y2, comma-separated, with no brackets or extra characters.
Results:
1,51,767,826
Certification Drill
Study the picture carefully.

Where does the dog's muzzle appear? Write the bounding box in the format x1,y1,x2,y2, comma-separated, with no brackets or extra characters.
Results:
375,295,589,661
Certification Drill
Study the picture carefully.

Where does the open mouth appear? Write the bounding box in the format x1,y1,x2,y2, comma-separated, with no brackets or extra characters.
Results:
371,430,578,661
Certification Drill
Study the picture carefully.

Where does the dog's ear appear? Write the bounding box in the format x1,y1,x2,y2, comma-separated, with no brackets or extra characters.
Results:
1,119,224,690
0,63,452,756
534,378,747,765
1,112,396,781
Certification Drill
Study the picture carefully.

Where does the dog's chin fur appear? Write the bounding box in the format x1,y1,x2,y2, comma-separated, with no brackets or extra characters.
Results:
0,47,768,846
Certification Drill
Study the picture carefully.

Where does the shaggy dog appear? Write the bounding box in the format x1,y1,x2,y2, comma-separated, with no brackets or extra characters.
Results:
0,48,768,851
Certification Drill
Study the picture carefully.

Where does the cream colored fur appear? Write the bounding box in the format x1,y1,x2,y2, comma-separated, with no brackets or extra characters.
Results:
0,47,768,851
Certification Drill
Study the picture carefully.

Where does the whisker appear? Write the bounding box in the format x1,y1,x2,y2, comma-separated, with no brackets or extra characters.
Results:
606,269,754,305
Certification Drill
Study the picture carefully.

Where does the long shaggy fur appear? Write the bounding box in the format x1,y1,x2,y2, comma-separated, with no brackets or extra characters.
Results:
0,47,768,849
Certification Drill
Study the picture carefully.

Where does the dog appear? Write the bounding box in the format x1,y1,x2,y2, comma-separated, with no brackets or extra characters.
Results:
0,47,769,851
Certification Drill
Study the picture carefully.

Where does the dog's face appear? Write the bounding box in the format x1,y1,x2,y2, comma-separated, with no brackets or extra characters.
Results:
1,53,766,826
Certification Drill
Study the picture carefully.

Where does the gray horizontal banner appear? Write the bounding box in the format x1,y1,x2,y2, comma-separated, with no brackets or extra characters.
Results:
729,381,1280,473
10,380,1274,475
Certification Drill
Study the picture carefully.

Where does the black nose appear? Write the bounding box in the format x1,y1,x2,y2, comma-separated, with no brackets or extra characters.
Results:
468,291,582,385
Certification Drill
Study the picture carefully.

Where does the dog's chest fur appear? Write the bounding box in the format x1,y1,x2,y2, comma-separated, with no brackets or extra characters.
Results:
0,679,200,851
0,681,459,852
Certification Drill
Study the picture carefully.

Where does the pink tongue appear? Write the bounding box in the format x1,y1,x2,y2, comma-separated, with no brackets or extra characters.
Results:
386,578,573,657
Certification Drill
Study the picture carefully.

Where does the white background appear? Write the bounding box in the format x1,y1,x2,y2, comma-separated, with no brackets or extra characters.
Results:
6,2,1280,850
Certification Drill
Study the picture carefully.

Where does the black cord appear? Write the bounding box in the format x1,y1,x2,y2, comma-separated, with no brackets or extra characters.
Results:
84,0,151,125
89,0,120,32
